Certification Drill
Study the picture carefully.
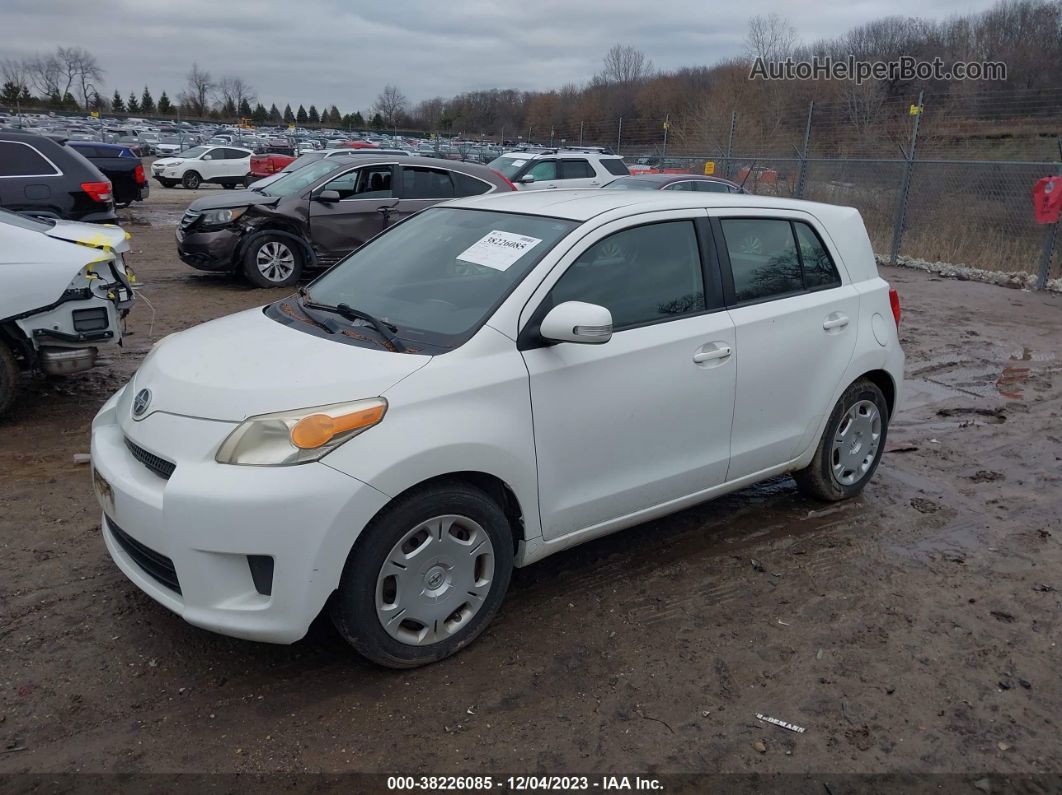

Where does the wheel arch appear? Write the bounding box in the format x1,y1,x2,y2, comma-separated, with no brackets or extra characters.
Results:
858,368,897,418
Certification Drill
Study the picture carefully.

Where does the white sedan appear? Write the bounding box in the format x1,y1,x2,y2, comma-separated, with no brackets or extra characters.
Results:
90,190,904,667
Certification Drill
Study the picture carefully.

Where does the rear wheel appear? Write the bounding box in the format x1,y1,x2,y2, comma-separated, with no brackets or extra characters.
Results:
241,234,304,288
330,482,514,668
0,340,19,418
793,378,889,501
182,171,202,189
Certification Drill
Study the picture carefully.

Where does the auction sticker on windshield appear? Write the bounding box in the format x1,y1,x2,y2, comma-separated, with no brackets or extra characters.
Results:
457,230,542,271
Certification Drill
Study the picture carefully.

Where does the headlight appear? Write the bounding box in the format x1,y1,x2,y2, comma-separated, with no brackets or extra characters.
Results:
200,207,247,227
216,398,387,466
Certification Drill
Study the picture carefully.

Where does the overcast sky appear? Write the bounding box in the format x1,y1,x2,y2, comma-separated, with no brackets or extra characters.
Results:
3,0,1000,113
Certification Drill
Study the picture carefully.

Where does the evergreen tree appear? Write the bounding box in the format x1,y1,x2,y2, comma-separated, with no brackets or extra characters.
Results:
252,102,268,124
238,98,252,118
371,112,384,130
269,103,281,122
48,90,62,109
111,90,125,112
0,82,20,104
19,86,33,106
157,91,172,114
141,86,155,113
283,104,294,123
127,92,140,113
352,111,365,127
296,104,307,124
328,105,340,126
62,91,78,109
307,105,319,124
222,98,237,118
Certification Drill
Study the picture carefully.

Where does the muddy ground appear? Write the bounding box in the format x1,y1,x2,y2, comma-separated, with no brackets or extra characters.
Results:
1,186,1061,779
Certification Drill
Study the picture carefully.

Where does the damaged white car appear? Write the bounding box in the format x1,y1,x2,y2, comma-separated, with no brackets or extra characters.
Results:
0,209,135,416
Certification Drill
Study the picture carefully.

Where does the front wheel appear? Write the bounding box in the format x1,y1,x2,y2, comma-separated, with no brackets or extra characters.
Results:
181,171,201,189
793,378,889,501
330,482,514,668
241,234,305,288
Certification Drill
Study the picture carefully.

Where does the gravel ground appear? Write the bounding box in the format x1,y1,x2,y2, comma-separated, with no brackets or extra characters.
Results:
1,187,1061,778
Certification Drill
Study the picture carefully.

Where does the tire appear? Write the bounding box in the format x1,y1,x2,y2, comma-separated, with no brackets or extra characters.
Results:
158,179,176,188
240,234,305,288
330,481,515,668
222,182,235,190
244,174,257,186
793,378,889,501
0,340,19,418
182,171,202,190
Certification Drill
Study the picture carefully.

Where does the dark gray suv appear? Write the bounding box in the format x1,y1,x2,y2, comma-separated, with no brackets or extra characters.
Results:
177,156,515,287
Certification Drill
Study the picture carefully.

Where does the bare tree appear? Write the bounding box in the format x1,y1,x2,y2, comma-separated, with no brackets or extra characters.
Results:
56,47,104,108
0,57,32,97
745,13,798,62
373,85,408,126
27,53,63,98
217,76,256,113
180,64,215,117
600,44,654,86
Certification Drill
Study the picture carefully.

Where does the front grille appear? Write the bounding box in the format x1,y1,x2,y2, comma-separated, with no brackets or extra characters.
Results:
179,209,201,231
106,516,181,594
124,437,176,480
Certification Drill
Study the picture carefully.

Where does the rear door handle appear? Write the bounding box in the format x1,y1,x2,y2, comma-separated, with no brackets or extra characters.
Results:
693,343,732,364
823,313,849,331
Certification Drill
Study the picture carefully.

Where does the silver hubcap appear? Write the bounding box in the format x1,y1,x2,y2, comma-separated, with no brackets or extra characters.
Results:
256,241,295,282
375,515,495,646
831,399,882,486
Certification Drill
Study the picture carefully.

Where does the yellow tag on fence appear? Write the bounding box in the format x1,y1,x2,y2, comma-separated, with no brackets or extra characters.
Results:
704,161,716,175
909,104,923,115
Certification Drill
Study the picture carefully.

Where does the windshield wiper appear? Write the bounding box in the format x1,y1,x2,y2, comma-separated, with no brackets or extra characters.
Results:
301,297,406,352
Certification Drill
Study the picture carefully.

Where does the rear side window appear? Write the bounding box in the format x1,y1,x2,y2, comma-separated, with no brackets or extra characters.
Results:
720,219,802,303
601,159,629,176
452,171,493,197
0,141,60,177
794,222,841,289
550,221,706,330
401,167,454,199
560,159,593,179
663,181,695,191
694,181,732,193
720,218,842,303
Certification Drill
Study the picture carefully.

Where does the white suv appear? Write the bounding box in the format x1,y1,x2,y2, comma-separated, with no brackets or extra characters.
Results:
90,190,903,668
151,145,254,190
489,147,629,190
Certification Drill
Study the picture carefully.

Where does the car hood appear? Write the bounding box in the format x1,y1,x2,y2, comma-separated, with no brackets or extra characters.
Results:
189,190,279,211
152,157,186,167
131,308,431,422
44,219,130,254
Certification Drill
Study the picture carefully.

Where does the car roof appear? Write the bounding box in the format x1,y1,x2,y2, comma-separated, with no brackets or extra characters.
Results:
617,173,738,185
69,141,127,153
499,149,621,160
447,189,859,224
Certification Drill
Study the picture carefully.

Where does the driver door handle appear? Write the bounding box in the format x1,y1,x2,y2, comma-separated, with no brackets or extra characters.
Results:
693,343,732,364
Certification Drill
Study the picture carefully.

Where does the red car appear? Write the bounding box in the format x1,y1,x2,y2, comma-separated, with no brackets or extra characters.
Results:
249,152,296,181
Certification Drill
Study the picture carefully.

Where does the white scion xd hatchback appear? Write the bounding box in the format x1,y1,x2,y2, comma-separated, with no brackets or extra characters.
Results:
91,190,904,668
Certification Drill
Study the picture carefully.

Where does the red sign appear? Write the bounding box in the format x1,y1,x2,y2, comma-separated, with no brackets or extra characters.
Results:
1033,176,1062,224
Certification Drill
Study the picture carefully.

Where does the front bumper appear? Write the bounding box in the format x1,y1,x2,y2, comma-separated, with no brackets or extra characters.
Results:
90,386,391,644
177,227,241,271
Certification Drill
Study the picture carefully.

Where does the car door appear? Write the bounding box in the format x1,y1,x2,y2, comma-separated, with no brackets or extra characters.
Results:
195,147,224,180
520,212,736,540
306,164,396,264
519,158,558,190
713,212,859,480
391,164,456,225
557,158,601,189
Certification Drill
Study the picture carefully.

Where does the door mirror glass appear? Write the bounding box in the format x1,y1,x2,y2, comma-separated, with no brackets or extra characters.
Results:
316,189,341,202
540,301,613,345
519,174,535,184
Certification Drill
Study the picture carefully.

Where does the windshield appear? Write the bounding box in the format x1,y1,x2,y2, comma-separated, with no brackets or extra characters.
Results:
304,207,576,348
283,152,326,171
604,178,659,191
176,146,208,159
259,159,341,197
0,207,54,230
488,155,534,179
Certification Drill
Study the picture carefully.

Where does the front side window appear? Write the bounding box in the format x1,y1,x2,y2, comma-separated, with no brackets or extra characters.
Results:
526,160,557,181
178,146,208,159
550,221,706,330
322,165,393,199
302,208,576,348
400,166,453,199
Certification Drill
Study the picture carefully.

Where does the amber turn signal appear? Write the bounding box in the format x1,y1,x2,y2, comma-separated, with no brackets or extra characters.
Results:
290,403,386,449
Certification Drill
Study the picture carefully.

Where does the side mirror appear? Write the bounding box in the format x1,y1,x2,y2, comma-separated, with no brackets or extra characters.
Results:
316,189,341,202
539,301,613,345
519,174,535,184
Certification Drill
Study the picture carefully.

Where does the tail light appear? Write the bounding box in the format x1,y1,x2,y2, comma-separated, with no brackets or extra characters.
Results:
888,287,901,329
81,181,113,203
134,164,145,184
492,169,518,191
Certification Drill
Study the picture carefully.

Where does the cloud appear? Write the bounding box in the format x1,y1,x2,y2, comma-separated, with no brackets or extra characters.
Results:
1,0,1002,112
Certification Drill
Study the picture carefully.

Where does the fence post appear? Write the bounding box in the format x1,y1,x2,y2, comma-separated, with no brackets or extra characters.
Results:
889,89,924,266
795,101,814,198
579,121,584,147
616,117,623,154
724,111,736,180
661,114,670,164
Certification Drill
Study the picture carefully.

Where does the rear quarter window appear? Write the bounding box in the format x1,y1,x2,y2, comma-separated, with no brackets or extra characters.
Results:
452,171,493,197
601,159,629,176
0,141,60,177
